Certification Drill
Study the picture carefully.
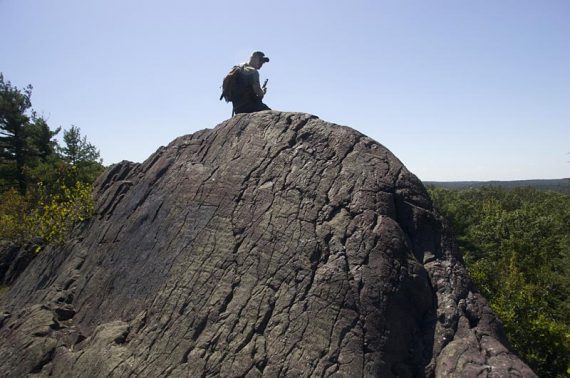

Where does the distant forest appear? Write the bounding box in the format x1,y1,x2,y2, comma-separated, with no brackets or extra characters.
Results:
425,178,570,193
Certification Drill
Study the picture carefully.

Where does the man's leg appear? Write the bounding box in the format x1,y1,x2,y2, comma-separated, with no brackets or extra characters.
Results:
233,101,270,114
251,101,271,112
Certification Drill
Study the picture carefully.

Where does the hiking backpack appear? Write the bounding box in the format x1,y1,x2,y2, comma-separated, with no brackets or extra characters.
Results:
219,65,243,102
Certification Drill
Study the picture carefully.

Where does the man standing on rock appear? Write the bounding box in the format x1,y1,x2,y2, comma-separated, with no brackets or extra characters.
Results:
220,51,271,115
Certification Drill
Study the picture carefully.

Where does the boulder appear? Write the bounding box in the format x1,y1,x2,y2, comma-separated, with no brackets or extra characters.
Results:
0,112,535,377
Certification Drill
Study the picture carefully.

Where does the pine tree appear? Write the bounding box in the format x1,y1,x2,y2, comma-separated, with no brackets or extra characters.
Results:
1,74,62,194
0,73,33,193
27,116,60,163
59,125,103,183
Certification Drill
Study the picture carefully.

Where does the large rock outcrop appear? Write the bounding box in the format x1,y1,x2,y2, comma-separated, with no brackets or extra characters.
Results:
0,111,535,377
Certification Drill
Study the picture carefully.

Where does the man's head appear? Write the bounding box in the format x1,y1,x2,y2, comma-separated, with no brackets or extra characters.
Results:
249,51,270,69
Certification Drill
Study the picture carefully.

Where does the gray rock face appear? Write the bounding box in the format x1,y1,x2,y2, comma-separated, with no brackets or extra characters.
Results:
0,111,535,377
0,240,41,286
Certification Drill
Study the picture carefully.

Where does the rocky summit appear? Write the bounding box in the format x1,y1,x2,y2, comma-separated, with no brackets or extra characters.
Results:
0,111,535,377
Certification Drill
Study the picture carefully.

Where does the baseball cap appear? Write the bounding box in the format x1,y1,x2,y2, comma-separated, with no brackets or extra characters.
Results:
252,51,270,63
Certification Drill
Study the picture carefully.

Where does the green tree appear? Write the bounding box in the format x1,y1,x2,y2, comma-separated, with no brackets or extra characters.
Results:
0,74,61,194
58,125,103,184
0,75,102,255
429,187,570,377
27,115,60,163
59,125,100,165
0,73,33,193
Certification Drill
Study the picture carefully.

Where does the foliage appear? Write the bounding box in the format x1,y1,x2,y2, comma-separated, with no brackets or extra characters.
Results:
26,116,61,164
0,73,103,249
429,186,570,377
59,125,101,164
0,179,95,246
30,180,95,245
58,125,104,184
0,73,34,193
0,188,33,242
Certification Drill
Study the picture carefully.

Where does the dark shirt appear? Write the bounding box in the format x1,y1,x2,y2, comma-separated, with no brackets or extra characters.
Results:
232,64,270,114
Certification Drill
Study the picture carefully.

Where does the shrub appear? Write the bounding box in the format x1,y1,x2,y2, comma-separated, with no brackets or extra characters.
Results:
0,180,95,247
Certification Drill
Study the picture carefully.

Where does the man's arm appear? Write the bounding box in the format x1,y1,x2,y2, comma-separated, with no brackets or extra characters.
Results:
252,71,265,99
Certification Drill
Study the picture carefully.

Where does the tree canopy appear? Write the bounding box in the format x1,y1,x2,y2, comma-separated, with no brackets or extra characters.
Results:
429,186,570,377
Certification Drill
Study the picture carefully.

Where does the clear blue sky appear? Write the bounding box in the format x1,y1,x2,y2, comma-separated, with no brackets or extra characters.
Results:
2,0,569,181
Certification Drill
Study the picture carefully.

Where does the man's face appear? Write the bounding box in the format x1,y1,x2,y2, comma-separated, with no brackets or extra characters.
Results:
252,56,263,69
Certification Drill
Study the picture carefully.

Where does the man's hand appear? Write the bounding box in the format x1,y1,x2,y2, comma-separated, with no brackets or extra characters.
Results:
262,79,268,95
254,78,268,98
